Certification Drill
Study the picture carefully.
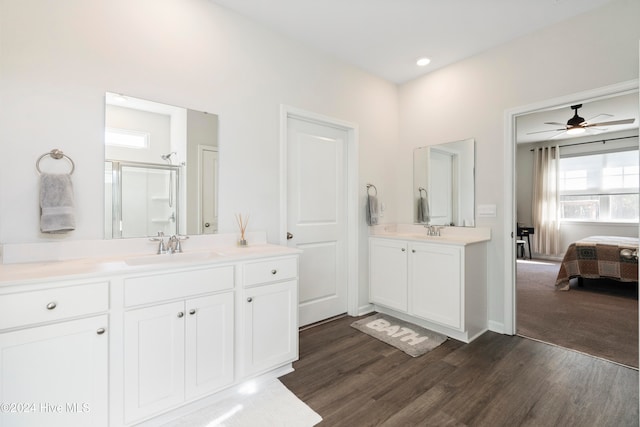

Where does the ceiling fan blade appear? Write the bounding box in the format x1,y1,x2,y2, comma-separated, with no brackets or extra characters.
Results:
585,118,636,127
585,113,613,123
548,131,568,140
543,122,566,126
527,128,565,135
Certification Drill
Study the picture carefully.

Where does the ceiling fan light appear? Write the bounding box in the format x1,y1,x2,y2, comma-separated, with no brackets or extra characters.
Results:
566,127,586,135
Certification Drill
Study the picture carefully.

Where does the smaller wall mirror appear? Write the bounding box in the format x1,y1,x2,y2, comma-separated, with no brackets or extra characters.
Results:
104,92,219,239
413,138,475,226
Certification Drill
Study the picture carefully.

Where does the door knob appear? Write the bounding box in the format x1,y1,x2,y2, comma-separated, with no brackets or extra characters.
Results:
286,232,293,240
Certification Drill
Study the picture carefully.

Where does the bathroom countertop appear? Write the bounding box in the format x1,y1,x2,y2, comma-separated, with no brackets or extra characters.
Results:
0,243,301,287
369,223,491,246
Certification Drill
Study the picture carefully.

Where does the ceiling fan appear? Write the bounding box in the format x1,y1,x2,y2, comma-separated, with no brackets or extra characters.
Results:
528,104,636,138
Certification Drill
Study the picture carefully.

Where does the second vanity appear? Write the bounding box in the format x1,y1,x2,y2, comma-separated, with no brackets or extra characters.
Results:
369,224,490,343
0,233,299,427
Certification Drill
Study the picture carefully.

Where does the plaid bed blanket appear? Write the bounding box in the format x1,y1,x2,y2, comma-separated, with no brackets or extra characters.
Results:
555,236,639,290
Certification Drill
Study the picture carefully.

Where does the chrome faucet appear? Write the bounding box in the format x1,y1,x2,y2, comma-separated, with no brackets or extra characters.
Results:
150,232,188,254
424,225,442,236
150,231,167,254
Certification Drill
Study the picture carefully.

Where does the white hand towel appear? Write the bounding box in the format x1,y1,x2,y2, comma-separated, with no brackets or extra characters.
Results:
417,195,430,223
40,173,76,233
366,194,379,226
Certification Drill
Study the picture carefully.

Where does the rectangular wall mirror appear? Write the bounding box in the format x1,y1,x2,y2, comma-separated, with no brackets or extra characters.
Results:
413,138,475,227
104,92,219,239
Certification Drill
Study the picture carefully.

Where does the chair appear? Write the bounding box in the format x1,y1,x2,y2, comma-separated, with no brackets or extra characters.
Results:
517,240,526,258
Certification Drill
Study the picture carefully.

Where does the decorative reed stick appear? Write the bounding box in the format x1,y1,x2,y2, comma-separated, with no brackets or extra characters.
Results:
235,213,249,242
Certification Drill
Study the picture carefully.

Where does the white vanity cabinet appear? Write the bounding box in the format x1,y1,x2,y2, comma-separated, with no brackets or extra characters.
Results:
0,239,301,427
369,236,487,343
369,238,408,312
0,281,110,427
121,266,235,425
242,256,298,377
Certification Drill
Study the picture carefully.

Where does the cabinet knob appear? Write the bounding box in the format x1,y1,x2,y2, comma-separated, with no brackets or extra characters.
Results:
412,249,416,253
271,269,277,275
401,248,406,252
204,222,210,228
247,297,253,303
189,309,196,315
96,328,106,335
177,312,184,318
46,302,57,310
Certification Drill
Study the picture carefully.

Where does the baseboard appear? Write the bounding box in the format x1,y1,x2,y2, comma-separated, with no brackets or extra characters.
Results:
488,320,506,334
358,303,375,317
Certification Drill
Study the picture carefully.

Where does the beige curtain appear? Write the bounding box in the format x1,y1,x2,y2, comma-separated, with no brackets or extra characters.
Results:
532,146,560,256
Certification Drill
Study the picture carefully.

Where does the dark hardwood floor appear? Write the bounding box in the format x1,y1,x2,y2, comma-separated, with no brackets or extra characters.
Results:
281,315,639,427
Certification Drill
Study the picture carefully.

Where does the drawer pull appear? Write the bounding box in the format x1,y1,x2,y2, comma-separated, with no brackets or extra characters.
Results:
271,269,277,275
177,312,184,318
46,302,57,310
96,328,106,335
189,309,196,315
247,297,253,303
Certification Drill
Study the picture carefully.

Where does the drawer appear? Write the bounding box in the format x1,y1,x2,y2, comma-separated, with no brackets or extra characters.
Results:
243,257,297,287
0,282,109,330
124,265,234,307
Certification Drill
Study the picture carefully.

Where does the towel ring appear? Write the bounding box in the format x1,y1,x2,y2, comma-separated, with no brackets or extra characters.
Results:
366,183,377,196
36,149,75,175
418,187,427,197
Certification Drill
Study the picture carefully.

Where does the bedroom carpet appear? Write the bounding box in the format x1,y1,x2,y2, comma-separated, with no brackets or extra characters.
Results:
516,259,638,368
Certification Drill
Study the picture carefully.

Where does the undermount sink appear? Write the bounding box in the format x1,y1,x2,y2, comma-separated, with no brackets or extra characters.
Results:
124,251,224,266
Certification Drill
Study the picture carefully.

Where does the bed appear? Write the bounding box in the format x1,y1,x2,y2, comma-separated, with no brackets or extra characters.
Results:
555,236,639,290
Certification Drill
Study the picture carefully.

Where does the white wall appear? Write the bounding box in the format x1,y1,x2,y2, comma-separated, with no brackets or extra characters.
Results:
0,0,398,309
1,0,638,327
397,0,640,331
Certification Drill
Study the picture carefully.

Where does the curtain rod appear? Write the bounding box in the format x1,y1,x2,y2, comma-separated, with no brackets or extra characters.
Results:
529,134,638,151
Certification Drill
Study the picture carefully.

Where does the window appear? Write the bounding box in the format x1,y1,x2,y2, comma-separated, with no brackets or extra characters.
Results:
559,150,639,222
105,127,150,149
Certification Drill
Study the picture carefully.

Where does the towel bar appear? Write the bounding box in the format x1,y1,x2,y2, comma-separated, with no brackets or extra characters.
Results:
36,149,75,175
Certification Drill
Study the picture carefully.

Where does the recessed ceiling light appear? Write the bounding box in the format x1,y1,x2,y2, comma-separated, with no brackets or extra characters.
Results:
416,57,431,67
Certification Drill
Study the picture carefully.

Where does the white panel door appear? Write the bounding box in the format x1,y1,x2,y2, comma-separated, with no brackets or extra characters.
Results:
429,150,453,225
199,146,218,234
287,117,348,326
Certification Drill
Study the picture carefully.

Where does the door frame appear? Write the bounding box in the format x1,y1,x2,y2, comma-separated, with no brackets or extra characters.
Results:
502,79,639,335
279,105,360,318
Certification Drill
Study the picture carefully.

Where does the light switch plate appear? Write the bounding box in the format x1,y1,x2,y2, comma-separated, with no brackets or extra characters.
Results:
477,204,497,217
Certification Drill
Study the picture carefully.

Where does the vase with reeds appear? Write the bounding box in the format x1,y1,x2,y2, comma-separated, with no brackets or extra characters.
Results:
235,213,249,247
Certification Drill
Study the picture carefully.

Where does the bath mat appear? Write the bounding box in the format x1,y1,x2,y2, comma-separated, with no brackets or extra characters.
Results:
351,313,447,357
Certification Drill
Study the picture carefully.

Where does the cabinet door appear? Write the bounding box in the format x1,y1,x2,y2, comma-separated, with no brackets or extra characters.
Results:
369,238,408,311
185,293,234,400
244,280,297,376
124,301,185,424
0,315,108,427
410,243,462,329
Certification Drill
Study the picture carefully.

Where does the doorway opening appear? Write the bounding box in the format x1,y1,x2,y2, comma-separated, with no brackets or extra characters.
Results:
504,79,639,367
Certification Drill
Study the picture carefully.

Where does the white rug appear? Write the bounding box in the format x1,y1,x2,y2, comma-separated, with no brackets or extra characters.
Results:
162,380,322,427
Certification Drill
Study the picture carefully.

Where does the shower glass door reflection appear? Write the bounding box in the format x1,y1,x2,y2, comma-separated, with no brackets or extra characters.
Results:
106,161,180,239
